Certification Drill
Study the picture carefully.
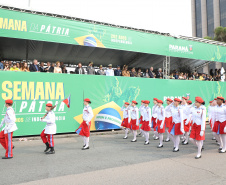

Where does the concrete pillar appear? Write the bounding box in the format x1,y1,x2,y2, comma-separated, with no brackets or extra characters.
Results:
216,62,222,69
201,0,208,37
213,0,220,29
191,0,197,37
203,63,209,74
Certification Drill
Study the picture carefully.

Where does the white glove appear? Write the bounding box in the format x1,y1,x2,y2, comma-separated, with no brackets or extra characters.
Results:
181,130,185,134
160,124,163,129
185,120,189,125
155,119,157,123
86,121,89,125
136,122,139,126
224,126,226,133
200,131,204,136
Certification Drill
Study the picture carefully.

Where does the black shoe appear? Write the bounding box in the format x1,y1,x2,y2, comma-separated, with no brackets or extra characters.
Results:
195,155,201,159
212,138,216,140
83,145,86,147
44,142,50,153
173,149,179,152
13,145,15,149
202,146,204,150
123,136,128,139
182,140,185,144
46,147,55,154
82,146,89,150
154,137,159,140
182,142,189,145
164,139,170,142
218,148,222,151
219,150,226,153
131,140,137,142
144,141,149,145
2,157,13,159
138,133,142,136
157,145,163,148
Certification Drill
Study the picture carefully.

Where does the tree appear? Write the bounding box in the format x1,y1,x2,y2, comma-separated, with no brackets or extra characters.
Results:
214,26,226,42
204,36,213,40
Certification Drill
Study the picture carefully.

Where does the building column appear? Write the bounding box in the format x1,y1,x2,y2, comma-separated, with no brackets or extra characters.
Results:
213,0,220,29
201,0,208,37
191,0,196,37
203,63,209,74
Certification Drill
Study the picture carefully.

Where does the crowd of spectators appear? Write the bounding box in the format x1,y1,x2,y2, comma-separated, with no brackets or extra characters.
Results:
0,60,223,81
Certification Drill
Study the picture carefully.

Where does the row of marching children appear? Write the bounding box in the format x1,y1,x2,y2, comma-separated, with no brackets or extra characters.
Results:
121,96,208,159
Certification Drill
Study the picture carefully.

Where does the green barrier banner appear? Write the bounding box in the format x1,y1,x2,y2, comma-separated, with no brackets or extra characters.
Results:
0,71,225,136
0,8,226,62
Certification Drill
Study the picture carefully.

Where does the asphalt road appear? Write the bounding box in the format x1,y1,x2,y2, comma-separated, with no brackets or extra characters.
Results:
0,127,226,185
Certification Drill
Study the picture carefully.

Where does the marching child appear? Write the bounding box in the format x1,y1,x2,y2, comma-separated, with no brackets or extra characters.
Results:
0,99,17,159
130,101,139,142
152,98,159,140
41,103,56,154
164,98,173,142
138,100,145,136
121,102,131,139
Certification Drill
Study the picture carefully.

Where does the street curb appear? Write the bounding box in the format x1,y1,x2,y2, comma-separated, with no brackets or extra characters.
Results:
14,129,125,142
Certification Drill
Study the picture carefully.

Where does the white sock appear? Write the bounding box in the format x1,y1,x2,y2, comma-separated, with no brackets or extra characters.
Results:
222,134,226,151
133,130,137,140
125,128,128,137
159,133,163,146
154,131,159,138
215,133,223,148
166,129,170,140
185,132,189,143
82,136,86,145
189,138,198,147
85,137,89,147
169,134,175,147
175,135,180,150
197,140,202,157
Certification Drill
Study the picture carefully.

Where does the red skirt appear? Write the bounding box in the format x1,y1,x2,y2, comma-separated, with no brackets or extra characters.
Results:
190,123,205,140
152,117,157,131
165,117,172,128
183,119,191,132
130,119,139,130
155,120,165,133
139,116,144,125
75,120,91,137
212,121,226,134
121,118,130,128
168,122,183,135
141,121,151,131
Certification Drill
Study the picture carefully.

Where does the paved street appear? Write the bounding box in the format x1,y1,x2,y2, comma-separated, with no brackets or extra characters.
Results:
1,127,226,185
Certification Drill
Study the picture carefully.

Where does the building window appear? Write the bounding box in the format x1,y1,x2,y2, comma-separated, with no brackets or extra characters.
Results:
196,0,202,38
220,0,226,27
207,0,214,38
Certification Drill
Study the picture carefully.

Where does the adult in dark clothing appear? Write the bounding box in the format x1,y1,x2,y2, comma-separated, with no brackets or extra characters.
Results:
29,59,40,72
45,62,51,72
148,67,155,78
156,68,163,78
40,62,45,72
114,65,122,76
49,63,55,73
75,63,85,74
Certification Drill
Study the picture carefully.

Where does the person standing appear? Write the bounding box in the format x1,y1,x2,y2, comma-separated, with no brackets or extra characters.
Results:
10,63,20,71
130,67,137,77
96,65,105,75
121,102,131,139
76,98,94,150
0,99,17,159
45,62,51,72
212,97,226,153
156,68,163,78
40,62,45,72
114,65,122,76
208,100,215,140
138,100,145,136
75,63,85,74
130,101,139,142
164,98,173,142
168,98,184,152
40,103,56,154
87,62,95,75
148,67,155,78
122,65,130,77
188,97,206,159
152,98,159,140
54,61,62,73
155,99,165,148
106,64,114,76
0,61,3,70
141,100,152,145
29,59,40,72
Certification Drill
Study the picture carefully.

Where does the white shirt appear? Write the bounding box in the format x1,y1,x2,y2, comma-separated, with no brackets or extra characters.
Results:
143,106,152,123
165,104,172,118
156,106,165,121
42,111,56,134
130,106,139,124
106,68,114,76
189,106,206,130
208,106,214,121
0,107,18,134
212,104,226,123
181,104,190,120
83,105,94,123
170,106,184,124
139,105,145,116
152,104,158,118
121,106,130,120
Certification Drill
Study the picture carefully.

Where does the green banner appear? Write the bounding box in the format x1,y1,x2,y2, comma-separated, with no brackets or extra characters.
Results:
0,71,224,136
0,8,226,62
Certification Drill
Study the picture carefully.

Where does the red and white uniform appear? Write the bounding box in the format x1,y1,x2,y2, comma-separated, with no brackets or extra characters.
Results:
165,104,172,128
0,107,17,158
208,105,215,129
141,106,151,131
152,104,158,130
139,105,145,125
168,106,184,135
41,111,56,147
121,106,131,128
130,106,139,130
155,106,165,133
77,105,94,137
212,105,226,134
189,106,206,140
181,104,191,132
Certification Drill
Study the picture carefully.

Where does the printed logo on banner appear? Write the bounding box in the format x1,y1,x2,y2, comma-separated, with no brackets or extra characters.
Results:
169,44,193,54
